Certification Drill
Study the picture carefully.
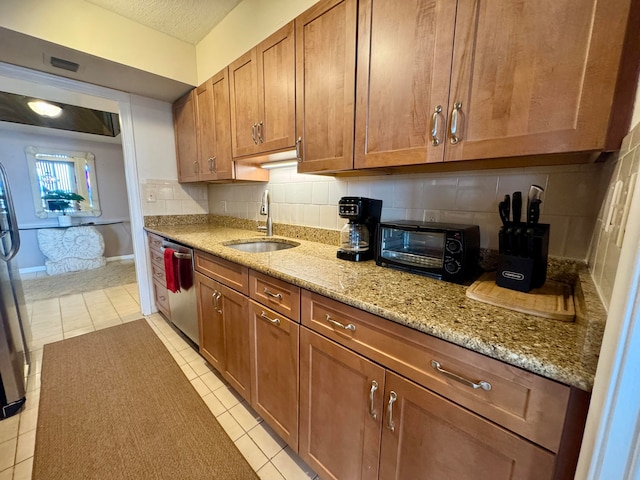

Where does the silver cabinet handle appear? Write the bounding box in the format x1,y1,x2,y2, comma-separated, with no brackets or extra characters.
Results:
251,124,258,144
257,121,264,143
193,161,199,174
325,314,356,331
260,311,281,326
295,137,302,162
369,380,378,420
263,288,282,300
386,391,397,431
212,291,222,313
431,360,491,391
431,105,442,146
208,156,217,172
212,290,219,309
449,102,462,145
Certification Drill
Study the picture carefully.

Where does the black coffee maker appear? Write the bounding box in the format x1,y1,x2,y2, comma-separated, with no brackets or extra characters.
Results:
337,197,383,262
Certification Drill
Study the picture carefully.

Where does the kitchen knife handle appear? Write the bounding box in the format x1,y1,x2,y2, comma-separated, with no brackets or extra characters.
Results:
512,192,522,224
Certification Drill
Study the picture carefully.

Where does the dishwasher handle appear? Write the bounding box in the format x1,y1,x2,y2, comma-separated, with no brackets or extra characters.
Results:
161,242,193,260
161,247,192,260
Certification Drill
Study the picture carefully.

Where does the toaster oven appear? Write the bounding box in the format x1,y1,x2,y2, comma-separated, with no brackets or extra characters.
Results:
375,221,480,284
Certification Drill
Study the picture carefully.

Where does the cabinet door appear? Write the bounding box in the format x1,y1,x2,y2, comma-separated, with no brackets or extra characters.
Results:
436,0,631,162
379,371,555,480
218,281,251,403
354,0,456,168
295,0,358,173
230,49,260,158
196,69,233,181
299,328,384,480
172,91,199,183
256,21,296,153
249,301,299,450
196,272,224,371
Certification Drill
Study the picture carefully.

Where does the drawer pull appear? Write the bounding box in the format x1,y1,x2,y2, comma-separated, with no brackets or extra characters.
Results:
159,296,166,302
386,391,397,432
369,380,378,420
431,105,442,146
212,291,222,313
260,311,281,326
263,288,283,300
325,314,356,332
431,360,492,391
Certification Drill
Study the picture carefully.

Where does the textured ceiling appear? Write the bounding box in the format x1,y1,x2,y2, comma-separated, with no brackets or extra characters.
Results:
85,0,243,44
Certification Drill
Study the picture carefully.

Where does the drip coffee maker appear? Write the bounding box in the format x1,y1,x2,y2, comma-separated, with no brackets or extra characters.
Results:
337,197,383,262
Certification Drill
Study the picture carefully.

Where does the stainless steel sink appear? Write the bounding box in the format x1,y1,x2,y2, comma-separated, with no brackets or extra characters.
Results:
223,238,299,253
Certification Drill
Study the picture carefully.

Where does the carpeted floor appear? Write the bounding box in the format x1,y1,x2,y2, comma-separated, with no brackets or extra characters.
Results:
22,261,137,302
33,319,259,480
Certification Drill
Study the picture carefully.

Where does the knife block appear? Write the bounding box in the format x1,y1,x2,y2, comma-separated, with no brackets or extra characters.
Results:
497,223,549,293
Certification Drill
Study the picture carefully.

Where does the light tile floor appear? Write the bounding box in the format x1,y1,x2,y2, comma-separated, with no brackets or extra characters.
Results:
0,282,319,480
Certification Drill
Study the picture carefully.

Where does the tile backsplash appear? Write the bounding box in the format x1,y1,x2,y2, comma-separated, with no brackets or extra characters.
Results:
142,180,209,215
588,122,640,309
206,163,610,260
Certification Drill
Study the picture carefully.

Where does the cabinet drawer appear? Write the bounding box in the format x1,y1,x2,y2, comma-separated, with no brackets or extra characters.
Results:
249,270,300,322
148,233,164,252
301,289,570,452
194,250,249,295
151,262,166,287
149,248,165,269
153,279,170,319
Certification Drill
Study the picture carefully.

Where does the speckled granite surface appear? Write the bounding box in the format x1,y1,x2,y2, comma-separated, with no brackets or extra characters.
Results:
145,222,606,391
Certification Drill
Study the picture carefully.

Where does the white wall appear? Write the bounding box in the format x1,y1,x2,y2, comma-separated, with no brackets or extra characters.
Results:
196,0,317,83
129,94,209,216
0,128,132,268
0,0,197,85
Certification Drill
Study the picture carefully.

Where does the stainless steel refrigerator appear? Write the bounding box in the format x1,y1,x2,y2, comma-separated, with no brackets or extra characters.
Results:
0,162,30,420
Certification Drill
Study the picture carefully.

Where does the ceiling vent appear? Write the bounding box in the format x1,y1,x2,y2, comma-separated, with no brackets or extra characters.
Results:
50,56,80,72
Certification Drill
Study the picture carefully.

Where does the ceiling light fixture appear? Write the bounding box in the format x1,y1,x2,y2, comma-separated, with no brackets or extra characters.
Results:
28,100,63,118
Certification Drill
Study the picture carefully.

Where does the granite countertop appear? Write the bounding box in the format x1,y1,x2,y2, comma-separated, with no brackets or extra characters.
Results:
146,223,606,391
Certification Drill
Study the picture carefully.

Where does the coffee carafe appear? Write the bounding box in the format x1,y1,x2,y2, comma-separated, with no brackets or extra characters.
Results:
337,197,383,262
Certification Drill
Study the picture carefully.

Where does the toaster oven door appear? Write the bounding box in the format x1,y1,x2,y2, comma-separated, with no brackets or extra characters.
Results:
377,226,445,275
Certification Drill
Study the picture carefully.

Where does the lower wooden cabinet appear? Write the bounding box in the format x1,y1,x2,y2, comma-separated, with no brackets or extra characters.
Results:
300,327,556,480
249,300,299,449
378,371,555,480
195,271,251,403
299,328,385,479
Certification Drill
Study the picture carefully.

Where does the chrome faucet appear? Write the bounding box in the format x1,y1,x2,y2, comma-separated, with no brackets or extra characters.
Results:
258,189,273,236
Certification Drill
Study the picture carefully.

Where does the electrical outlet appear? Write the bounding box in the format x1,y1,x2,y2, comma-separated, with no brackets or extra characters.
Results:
218,200,227,213
424,210,440,223
147,189,157,203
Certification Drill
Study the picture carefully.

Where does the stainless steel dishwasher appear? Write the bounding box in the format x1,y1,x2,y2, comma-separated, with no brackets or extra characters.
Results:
161,240,199,346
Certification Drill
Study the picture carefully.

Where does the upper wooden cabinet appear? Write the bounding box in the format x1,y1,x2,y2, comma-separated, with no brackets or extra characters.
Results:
195,68,233,181
355,0,635,169
296,0,358,173
229,22,296,159
172,91,199,182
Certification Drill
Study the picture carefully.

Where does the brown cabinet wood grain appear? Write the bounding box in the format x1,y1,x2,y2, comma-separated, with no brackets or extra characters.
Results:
295,0,358,173
301,289,570,452
299,327,385,479
355,0,635,169
172,91,199,182
195,271,251,403
378,371,555,480
195,68,234,181
230,22,295,159
249,301,299,450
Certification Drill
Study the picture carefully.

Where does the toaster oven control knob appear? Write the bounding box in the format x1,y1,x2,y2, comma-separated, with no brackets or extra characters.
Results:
445,239,462,254
444,258,461,274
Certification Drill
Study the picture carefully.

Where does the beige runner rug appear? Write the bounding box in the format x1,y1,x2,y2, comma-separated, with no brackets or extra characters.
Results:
33,319,258,479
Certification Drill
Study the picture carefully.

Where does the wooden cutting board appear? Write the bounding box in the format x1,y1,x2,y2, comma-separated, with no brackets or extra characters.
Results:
466,272,575,321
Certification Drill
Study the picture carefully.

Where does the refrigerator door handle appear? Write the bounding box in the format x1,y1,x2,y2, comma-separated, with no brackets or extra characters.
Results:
0,163,20,261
